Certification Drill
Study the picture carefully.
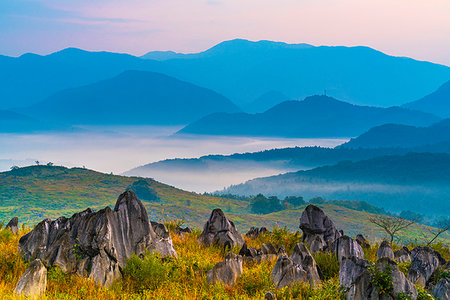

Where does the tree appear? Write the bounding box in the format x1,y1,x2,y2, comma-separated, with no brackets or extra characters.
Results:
284,196,305,207
423,218,450,246
249,194,283,214
10,165,19,170
35,160,40,165
46,162,54,166
368,214,418,243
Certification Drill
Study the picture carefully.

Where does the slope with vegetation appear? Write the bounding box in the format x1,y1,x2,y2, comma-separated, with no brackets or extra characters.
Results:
404,80,450,118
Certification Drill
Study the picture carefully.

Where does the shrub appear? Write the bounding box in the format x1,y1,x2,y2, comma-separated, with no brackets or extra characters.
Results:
368,263,393,296
416,285,434,300
398,261,411,276
314,251,340,280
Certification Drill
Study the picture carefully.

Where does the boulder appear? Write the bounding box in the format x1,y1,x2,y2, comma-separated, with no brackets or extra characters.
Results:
376,241,395,260
355,234,370,249
333,235,364,263
261,243,277,255
309,235,327,253
394,246,411,264
271,255,308,289
239,243,277,263
198,209,244,249
299,205,341,252
14,259,47,298
433,278,450,300
151,221,178,258
239,243,260,258
351,258,417,300
5,217,19,234
264,291,276,300
207,252,243,286
339,256,371,289
407,246,446,286
245,227,268,239
18,190,175,287
174,226,192,236
290,243,321,286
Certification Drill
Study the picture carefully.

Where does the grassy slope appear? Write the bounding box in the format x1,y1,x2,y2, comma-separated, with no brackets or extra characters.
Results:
0,165,447,243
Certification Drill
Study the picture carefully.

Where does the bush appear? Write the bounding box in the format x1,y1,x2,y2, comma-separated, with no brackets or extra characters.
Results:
314,252,340,280
368,263,393,296
249,194,283,214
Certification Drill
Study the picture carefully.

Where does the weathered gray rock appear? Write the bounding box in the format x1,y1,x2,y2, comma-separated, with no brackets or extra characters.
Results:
333,235,364,263
407,246,446,286
394,246,411,264
18,190,174,287
309,235,327,253
376,241,395,260
277,246,287,256
433,278,450,300
239,243,260,258
351,258,417,300
151,221,178,258
239,243,277,263
207,252,243,286
272,255,308,289
261,243,277,255
174,226,191,236
355,234,370,249
5,217,19,234
246,227,268,239
14,259,47,298
290,243,321,286
198,209,244,249
339,256,371,289
264,291,276,300
299,205,341,252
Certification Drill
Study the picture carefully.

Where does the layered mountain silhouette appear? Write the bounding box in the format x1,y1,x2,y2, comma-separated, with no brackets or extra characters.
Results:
341,119,450,149
178,95,439,138
2,39,450,109
22,70,240,125
243,91,291,113
0,109,54,132
403,80,450,118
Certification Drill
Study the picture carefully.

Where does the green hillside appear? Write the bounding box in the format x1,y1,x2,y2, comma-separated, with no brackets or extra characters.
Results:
0,165,447,243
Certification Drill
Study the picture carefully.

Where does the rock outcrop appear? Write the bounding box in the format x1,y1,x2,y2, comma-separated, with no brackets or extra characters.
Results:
355,234,370,249
290,243,321,286
19,190,176,287
239,242,277,263
339,256,371,290
5,217,19,234
333,235,364,263
174,226,191,236
352,258,417,300
151,221,178,258
433,278,450,300
407,246,446,286
198,209,244,249
246,227,268,239
394,246,411,264
14,259,47,298
376,241,394,260
207,252,243,286
299,205,341,252
264,291,276,300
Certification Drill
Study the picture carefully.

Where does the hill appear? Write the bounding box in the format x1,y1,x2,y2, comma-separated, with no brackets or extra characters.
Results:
243,91,291,113
22,70,240,125
341,119,450,148
403,80,450,118
2,39,450,109
0,109,58,132
222,153,450,216
178,95,439,138
0,165,441,242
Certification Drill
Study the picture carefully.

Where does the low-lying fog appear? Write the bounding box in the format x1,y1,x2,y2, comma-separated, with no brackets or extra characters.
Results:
0,126,347,192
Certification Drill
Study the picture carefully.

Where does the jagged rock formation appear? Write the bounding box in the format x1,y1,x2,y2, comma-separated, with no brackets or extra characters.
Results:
351,258,417,300
394,246,411,264
299,205,341,252
433,278,450,300
174,226,191,236
14,259,47,297
239,243,277,263
376,241,395,260
5,217,19,234
198,209,244,249
339,256,371,290
333,235,364,263
207,252,243,286
245,227,268,239
18,190,176,287
272,243,321,288
355,234,370,249
151,221,178,258
407,246,446,287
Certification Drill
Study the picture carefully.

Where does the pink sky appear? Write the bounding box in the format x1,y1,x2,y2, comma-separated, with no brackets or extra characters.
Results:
1,0,449,65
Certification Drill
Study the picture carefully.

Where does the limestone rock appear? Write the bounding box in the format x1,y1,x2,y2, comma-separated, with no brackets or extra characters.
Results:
376,241,395,260
290,243,321,286
272,255,308,289
355,234,370,249
333,235,364,263
239,243,277,263
151,221,178,258
246,227,268,239
264,291,276,300
239,243,260,258
407,246,446,286
433,278,450,300
394,246,411,264
174,226,191,236
198,209,244,249
18,190,172,287
207,252,243,286
299,205,341,252
261,243,277,255
5,217,19,234
339,256,371,289
14,259,47,298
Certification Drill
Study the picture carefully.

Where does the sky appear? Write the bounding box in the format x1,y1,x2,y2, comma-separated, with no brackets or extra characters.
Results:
0,0,449,65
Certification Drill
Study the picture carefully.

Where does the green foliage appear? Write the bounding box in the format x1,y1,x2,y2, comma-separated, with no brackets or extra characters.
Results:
368,264,393,296
398,261,411,276
269,226,301,253
314,251,340,280
127,179,160,202
429,267,450,286
416,285,434,300
249,194,283,214
283,196,305,207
